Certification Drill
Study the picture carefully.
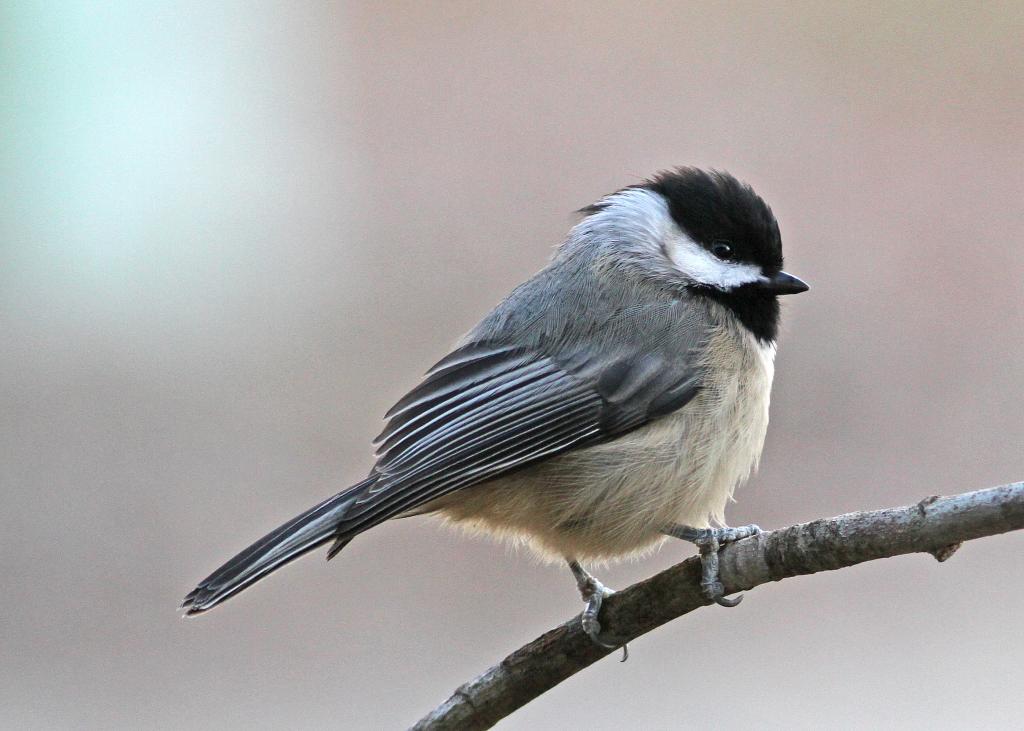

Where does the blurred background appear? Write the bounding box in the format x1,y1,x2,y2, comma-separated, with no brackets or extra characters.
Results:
3,2,1023,729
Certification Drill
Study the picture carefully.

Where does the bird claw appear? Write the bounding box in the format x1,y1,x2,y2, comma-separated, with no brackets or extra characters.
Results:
667,523,762,607
581,602,617,650
569,561,629,661
711,589,743,607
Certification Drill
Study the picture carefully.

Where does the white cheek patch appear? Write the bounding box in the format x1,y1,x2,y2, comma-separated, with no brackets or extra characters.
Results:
577,188,767,291
666,234,765,290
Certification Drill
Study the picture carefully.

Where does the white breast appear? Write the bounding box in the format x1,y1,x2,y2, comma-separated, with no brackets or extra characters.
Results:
432,315,776,563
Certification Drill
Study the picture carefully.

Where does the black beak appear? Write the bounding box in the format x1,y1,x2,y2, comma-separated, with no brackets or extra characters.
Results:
760,271,809,295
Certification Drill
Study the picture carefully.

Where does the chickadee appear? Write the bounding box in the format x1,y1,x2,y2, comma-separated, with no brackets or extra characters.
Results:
182,167,808,648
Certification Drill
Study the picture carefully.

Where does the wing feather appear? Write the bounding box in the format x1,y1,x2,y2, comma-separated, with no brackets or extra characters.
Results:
375,358,557,462
330,339,703,544
350,363,599,516
344,399,600,531
378,345,524,424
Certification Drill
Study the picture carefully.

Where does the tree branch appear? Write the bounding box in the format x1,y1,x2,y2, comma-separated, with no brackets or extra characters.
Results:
411,482,1024,730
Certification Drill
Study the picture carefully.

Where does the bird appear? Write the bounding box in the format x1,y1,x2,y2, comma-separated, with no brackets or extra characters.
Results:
181,167,808,649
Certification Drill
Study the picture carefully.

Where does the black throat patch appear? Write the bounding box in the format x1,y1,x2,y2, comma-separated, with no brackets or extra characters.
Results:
695,285,780,344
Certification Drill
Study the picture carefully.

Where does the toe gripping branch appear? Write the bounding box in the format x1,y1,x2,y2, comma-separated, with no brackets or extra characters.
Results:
663,524,762,607
566,522,759,660
568,561,628,661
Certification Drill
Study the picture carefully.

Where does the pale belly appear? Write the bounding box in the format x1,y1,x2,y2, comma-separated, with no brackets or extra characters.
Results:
428,332,776,563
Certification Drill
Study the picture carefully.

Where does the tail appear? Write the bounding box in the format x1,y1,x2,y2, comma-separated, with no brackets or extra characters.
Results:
180,477,374,615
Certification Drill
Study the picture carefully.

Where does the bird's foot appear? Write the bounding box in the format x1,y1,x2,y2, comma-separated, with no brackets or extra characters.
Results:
568,561,628,661
664,523,762,607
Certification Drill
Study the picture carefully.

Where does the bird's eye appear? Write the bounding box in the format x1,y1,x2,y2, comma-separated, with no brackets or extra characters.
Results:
711,242,733,260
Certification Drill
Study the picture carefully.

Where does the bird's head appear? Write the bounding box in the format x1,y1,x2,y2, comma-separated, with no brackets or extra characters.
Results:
573,167,808,341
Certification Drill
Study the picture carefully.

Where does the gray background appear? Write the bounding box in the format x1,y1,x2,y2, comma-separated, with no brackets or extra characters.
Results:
3,2,1023,729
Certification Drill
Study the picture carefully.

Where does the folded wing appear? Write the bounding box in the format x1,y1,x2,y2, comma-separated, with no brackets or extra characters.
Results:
325,342,701,552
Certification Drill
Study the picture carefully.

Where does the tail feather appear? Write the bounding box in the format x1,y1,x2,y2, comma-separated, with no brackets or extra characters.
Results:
181,477,374,615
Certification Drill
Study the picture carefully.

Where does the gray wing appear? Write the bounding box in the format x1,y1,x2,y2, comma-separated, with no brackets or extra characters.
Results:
328,340,702,543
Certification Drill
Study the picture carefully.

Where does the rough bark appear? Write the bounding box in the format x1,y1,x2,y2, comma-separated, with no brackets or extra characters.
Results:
411,482,1024,730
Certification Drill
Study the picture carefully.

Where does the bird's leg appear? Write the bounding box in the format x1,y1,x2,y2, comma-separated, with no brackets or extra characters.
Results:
662,523,762,607
567,560,627,660
568,560,614,646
